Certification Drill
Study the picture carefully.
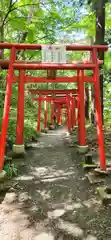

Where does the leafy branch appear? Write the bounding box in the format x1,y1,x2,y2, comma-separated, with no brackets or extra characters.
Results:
1,1,54,28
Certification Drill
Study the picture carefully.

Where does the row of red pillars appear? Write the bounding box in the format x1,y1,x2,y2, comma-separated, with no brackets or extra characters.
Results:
0,43,107,172
15,67,106,170
36,95,77,131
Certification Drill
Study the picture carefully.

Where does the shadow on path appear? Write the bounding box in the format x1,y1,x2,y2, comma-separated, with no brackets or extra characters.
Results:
0,128,111,239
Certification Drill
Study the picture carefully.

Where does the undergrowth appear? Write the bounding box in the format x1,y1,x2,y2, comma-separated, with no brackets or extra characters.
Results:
0,80,42,145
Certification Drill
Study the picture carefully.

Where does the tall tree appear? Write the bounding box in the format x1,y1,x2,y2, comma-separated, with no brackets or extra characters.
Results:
88,0,108,123
95,0,108,123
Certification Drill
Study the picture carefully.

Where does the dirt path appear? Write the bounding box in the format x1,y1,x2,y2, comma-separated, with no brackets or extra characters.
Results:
0,128,111,240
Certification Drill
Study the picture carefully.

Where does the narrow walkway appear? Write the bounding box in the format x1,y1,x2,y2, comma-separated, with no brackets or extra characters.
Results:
0,128,111,240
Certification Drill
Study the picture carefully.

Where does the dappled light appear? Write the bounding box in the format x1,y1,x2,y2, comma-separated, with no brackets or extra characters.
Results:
15,175,35,181
56,219,84,238
34,233,54,240
84,236,97,240
0,128,111,239
83,198,101,210
0,0,110,239
30,166,74,179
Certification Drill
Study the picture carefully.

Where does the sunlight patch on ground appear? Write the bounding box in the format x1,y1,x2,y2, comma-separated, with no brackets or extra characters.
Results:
49,200,83,212
40,176,69,182
41,170,74,179
15,175,34,181
83,198,101,209
66,131,70,137
34,232,54,240
43,133,64,136
37,190,51,200
47,201,83,219
18,192,32,203
83,235,97,240
64,202,83,211
31,142,45,148
48,209,65,219
31,167,75,183
32,166,74,177
56,219,84,238
30,166,48,176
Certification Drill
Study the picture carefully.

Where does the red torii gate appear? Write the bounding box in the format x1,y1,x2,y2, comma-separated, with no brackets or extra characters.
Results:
34,97,67,130
29,89,78,131
0,43,108,174
32,95,76,131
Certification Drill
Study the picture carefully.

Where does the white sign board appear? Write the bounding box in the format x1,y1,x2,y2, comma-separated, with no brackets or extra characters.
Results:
42,45,66,64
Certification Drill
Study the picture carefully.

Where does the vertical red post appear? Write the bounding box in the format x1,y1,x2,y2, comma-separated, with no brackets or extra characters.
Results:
92,48,106,169
69,95,72,131
77,76,80,143
60,105,62,125
0,47,16,170
63,106,66,125
64,105,67,125
37,98,41,132
57,104,60,125
72,97,76,128
16,70,25,145
44,97,47,129
51,100,54,125
58,104,62,125
69,94,73,129
47,101,50,124
77,70,86,146
66,95,71,132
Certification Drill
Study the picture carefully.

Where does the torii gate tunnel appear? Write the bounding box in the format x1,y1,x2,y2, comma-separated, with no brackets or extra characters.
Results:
0,43,108,171
31,94,77,131
30,90,78,129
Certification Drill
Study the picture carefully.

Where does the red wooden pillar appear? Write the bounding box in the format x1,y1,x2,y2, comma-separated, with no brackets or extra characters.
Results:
66,95,71,132
47,101,50,123
72,97,76,128
69,94,73,129
51,100,54,125
44,98,47,129
16,70,25,145
37,99,41,132
69,95,72,131
92,49,106,169
58,104,62,125
60,104,62,125
77,70,86,146
63,106,66,125
64,105,67,125
0,47,16,170
77,83,80,143
57,104,60,125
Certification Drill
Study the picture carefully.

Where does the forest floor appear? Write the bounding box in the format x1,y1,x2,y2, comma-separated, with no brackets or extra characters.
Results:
0,126,111,240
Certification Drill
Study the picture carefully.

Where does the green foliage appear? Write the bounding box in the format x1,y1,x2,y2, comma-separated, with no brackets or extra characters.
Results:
0,82,41,144
104,82,111,124
4,163,18,178
0,0,111,146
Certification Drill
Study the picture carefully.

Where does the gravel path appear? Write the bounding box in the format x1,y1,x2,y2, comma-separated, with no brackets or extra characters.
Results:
0,127,111,240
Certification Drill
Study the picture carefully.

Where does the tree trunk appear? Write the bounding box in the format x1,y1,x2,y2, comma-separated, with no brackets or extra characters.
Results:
0,12,4,59
0,12,4,95
95,0,106,124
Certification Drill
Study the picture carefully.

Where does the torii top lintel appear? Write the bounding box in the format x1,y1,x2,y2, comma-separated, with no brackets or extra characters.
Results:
0,43,108,71
0,43,108,51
